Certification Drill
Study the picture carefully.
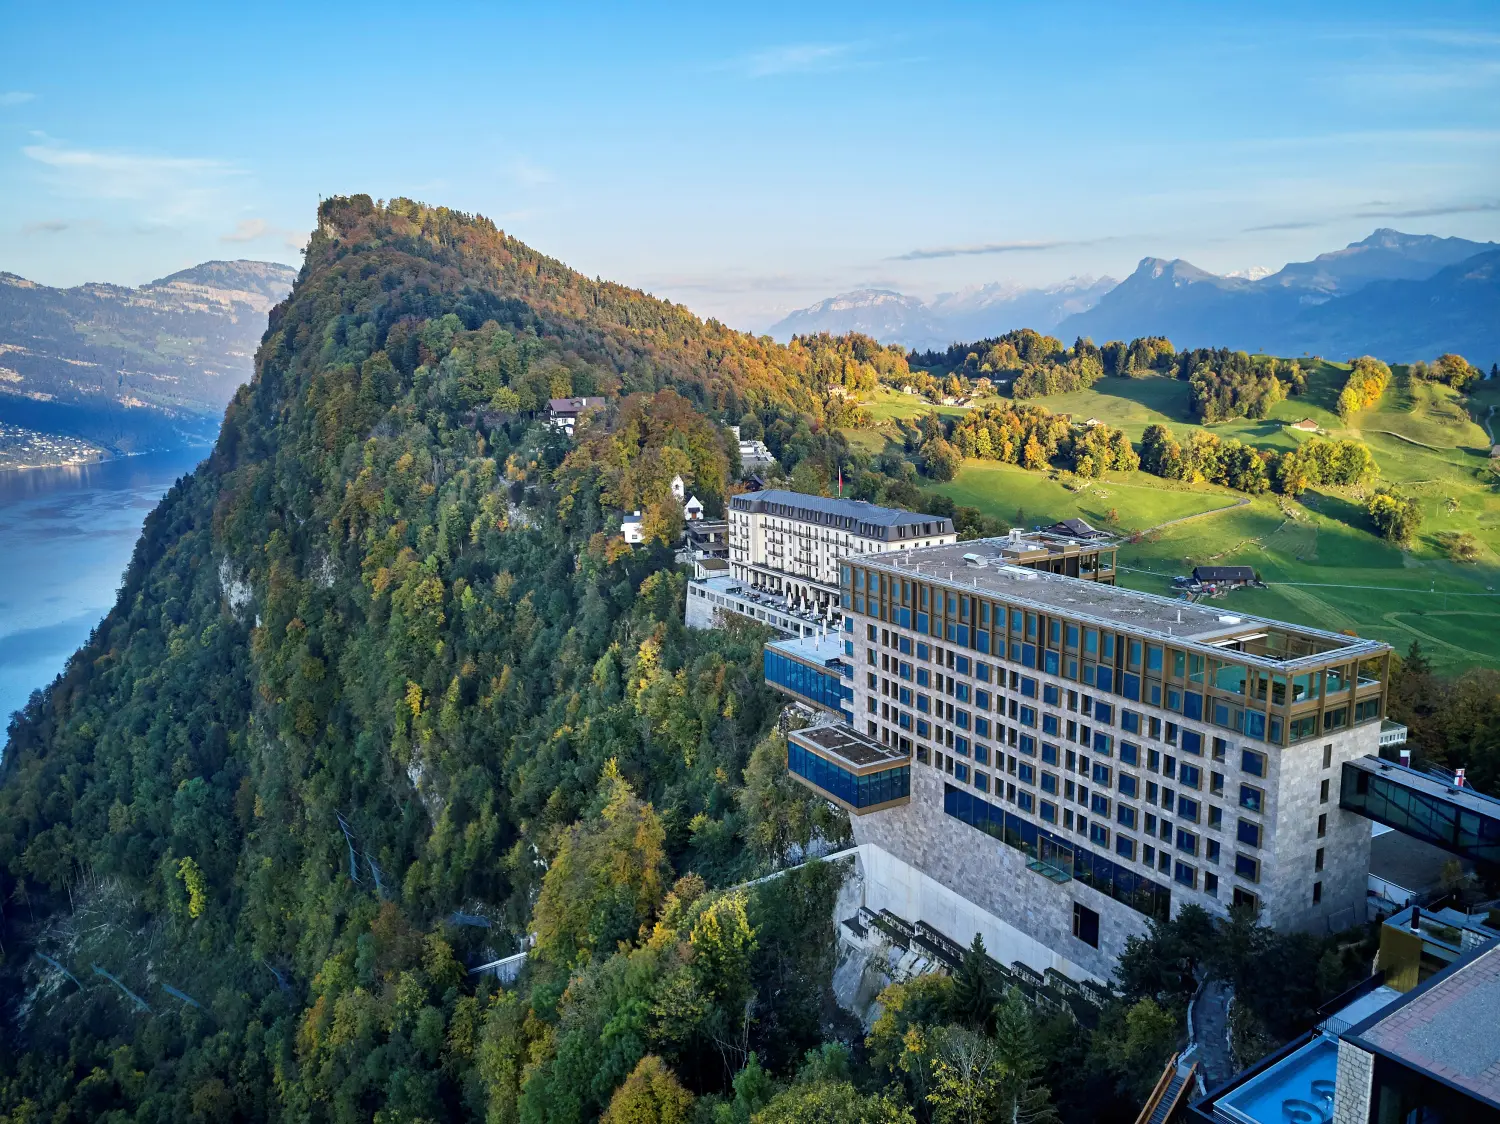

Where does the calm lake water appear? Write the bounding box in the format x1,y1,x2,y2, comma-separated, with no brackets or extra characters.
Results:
0,448,208,724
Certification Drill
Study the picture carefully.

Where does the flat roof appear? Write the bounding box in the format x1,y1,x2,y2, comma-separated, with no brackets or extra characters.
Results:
768,632,847,668
790,724,907,771
1347,757,1500,821
1347,941,1500,1109
858,538,1387,670
730,489,954,533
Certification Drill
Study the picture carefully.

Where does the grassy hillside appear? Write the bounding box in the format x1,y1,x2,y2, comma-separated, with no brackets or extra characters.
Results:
846,363,1500,674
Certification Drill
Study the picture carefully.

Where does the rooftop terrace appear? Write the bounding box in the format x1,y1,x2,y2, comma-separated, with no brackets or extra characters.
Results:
860,538,1387,670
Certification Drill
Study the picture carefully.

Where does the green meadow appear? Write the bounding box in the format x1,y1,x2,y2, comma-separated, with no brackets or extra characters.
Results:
846,363,1500,674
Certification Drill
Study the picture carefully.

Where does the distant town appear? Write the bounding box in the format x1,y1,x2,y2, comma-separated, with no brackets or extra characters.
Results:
0,423,106,470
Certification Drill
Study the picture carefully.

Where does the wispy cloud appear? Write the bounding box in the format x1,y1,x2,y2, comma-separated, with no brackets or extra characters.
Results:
508,157,553,187
1242,219,1326,232
890,238,1108,261
220,217,308,251
22,141,244,222
22,219,68,234
0,91,35,107
221,218,269,242
740,42,859,77
1353,200,1500,219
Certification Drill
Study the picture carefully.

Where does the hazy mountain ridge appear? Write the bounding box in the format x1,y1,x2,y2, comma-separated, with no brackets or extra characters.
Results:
1059,230,1499,362
0,259,297,453
769,276,1116,350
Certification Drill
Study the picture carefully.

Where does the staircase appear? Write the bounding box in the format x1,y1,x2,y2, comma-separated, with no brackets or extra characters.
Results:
1134,1052,1198,1124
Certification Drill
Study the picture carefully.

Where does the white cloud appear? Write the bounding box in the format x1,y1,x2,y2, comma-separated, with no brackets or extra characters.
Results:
22,141,244,222
508,157,553,187
0,92,36,106
220,217,309,252
741,42,858,77
221,218,269,242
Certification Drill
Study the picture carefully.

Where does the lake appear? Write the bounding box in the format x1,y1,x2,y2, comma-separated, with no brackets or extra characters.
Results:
0,448,209,725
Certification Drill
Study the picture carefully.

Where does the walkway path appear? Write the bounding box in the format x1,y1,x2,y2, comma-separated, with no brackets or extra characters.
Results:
1138,496,1250,537
1191,979,1237,1091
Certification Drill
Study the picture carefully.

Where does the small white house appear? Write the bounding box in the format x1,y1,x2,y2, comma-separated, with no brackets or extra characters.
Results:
684,495,705,521
621,511,645,544
670,474,686,503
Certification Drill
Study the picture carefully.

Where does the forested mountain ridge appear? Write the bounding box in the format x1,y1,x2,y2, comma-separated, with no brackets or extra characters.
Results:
0,196,858,1122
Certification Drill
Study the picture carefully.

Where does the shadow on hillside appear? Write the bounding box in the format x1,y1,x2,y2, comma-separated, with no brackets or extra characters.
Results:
1301,490,1373,537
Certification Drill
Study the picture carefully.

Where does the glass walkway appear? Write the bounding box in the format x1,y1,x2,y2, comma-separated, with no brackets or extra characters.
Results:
1340,756,1500,867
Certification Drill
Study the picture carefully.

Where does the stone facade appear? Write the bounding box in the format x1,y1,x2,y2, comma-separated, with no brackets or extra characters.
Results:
1260,723,1374,934
1332,1039,1374,1124
852,768,1151,981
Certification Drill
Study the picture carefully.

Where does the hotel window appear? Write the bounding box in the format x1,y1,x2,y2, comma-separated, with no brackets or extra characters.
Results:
1233,888,1259,913
974,743,990,766
1042,743,1059,765
1179,764,1201,790
1206,839,1221,864
1091,793,1111,817
1204,872,1219,896
1041,772,1058,795
954,763,969,783
1090,823,1110,848
1115,835,1136,862
1241,749,1266,777
1020,706,1037,728
1118,774,1139,799
1018,762,1035,785
1119,742,1139,766
1044,684,1062,706
1040,800,1058,823
1239,784,1264,814
1178,797,1200,823
1072,903,1100,948
974,772,989,794
1235,853,1260,883
1176,829,1198,856
1043,714,1060,736
1017,791,1034,813
1174,862,1197,890
1092,762,1112,786
976,689,991,711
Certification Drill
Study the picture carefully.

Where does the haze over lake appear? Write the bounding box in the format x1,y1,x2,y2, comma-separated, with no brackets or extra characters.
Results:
0,449,207,724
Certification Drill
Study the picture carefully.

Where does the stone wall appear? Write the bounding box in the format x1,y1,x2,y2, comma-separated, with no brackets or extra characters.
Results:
851,767,1152,981
1332,1040,1374,1124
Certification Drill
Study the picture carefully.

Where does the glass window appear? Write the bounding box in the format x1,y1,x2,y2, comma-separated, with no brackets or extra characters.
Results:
1235,853,1260,883
1237,820,1261,847
1118,773,1139,799
1239,785,1263,814
1241,749,1266,777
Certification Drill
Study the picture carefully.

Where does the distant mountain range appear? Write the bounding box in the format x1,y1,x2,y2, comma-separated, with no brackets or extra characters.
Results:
769,277,1116,350
0,259,296,453
1059,230,1498,363
772,230,1500,366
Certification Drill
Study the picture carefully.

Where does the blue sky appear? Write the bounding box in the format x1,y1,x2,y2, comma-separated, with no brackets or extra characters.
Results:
1,1,1497,329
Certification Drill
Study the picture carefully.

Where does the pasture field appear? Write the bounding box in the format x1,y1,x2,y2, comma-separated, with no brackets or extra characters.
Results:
845,361,1500,673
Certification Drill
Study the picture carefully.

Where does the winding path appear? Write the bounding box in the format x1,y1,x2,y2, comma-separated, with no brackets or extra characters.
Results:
1137,496,1250,537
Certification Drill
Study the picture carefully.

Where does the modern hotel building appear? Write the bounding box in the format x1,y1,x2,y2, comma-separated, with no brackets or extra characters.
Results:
787,537,1392,979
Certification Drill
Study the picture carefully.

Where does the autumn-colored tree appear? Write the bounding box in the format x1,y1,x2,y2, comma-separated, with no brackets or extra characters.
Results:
533,763,670,966
602,1056,694,1124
